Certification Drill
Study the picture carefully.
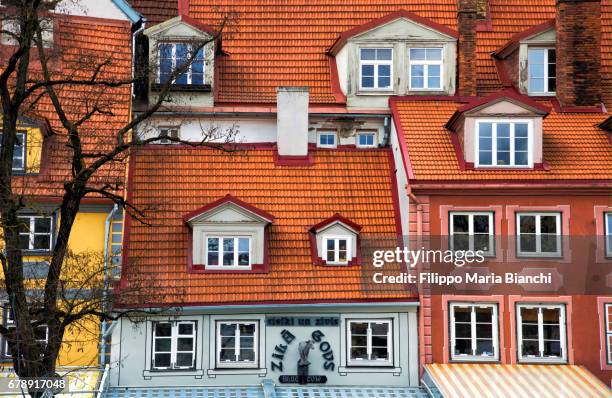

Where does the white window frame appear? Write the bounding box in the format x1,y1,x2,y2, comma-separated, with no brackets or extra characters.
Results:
475,119,533,168
347,319,393,366
408,47,444,91
205,236,252,270
110,220,123,266
215,321,259,369
356,130,377,148
18,215,53,251
323,235,352,265
158,127,180,144
152,321,197,370
157,43,205,85
605,303,612,365
516,212,562,257
605,213,612,258
2,305,48,357
527,47,556,95
0,131,26,172
516,304,567,363
317,131,337,148
449,212,495,256
358,48,393,91
449,302,499,361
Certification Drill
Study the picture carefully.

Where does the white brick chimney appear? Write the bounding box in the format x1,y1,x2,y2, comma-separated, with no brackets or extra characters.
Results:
276,87,309,157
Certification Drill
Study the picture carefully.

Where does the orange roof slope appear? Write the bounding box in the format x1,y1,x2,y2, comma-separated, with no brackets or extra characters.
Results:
129,0,177,24
188,0,458,104
122,146,412,306
7,16,132,199
393,99,612,182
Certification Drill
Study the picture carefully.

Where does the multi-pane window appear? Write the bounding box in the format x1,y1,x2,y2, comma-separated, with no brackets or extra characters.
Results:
450,303,498,360
158,43,204,85
449,212,494,256
1,306,48,357
0,132,26,171
17,215,53,251
110,220,123,266
216,321,258,368
317,131,337,148
347,320,392,366
152,321,196,370
158,127,179,144
476,121,531,167
356,131,376,148
605,213,612,257
409,48,443,90
605,304,612,364
528,48,556,94
359,48,393,90
323,236,351,264
516,213,562,257
517,304,566,362
206,237,251,269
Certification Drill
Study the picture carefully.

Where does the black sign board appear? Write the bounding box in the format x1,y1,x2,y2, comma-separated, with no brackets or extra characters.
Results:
279,375,328,384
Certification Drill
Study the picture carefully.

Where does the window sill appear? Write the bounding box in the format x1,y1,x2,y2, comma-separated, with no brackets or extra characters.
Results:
450,357,499,363
142,369,204,379
517,358,567,364
151,83,212,93
338,366,401,376
207,368,267,378
515,253,563,259
356,89,395,95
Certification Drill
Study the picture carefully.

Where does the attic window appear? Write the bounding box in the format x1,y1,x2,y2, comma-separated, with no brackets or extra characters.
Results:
310,214,361,266
475,120,532,168
206,237,251,269
323,236,351,264
359,48,393,90
158,127,179,144
158,43,204,85
409,48,443,90
528,48,556,94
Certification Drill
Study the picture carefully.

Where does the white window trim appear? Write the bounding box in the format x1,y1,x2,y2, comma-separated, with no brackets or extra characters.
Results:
323,235,352,265
157,43,205,85
449,302,499,361
449,212,495,256
2,305,48,357
516,212,562,257
356,131,377,148
527,47,556,95
18,215,53,251
358,48,393,91
215,321,259,369
317,131,338,149
346,319,393,366
205,236,252,270
517,304,567,363
110,220,123,266
605,213,612,258
605,303,612,365
475,119,534,168
158,127,180,144
152,321,197,370
408,47,444,91
0,131,26,172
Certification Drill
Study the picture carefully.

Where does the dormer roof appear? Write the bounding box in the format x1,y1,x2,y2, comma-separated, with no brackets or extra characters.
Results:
183,194,274,225
144,14,217,38
309,213,363,234
493,19,556,59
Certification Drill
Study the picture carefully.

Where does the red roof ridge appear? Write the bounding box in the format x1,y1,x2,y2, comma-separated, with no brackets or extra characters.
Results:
183,194,275,224
309,213,363,233
328,9,458,55
493,19,556,59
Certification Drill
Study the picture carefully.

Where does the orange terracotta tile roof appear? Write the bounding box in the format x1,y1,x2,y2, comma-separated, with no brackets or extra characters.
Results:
121,146,413,306
187,0,458,104
7,16,132,199
392,99,612,182
130,0,177,24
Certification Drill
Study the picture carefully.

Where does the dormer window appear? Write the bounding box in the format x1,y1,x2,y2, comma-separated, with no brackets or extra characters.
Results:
317,130,337,148
158,127,179,144
323,236,351,264
408,48,443,90
359,48,393,90
528,48,556,94
158,43,204,85
310,214,361,266
475,120,532,168
206,237,251,269
0,131,25,172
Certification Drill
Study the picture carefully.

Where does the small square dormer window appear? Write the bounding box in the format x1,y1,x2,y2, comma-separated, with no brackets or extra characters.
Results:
476,120,532,168
356,130,376,148
206,237,251,269
323,236,351,264
409,48,443,90
528,48,556,95
317,131,337,148
158,127,179,144
359,48,393,90
159,43,204,85
310,214,361,266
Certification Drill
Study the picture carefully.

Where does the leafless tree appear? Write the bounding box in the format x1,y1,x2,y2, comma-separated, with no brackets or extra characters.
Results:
0,1,236,395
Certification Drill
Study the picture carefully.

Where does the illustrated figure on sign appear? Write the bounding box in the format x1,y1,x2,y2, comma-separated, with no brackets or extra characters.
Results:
297,340,314,384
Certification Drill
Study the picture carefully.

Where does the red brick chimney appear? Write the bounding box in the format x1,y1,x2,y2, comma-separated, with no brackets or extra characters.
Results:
556,0,602,107
457,0,478,96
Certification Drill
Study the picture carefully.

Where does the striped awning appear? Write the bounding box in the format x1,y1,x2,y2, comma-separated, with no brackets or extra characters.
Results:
424,363,611,398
